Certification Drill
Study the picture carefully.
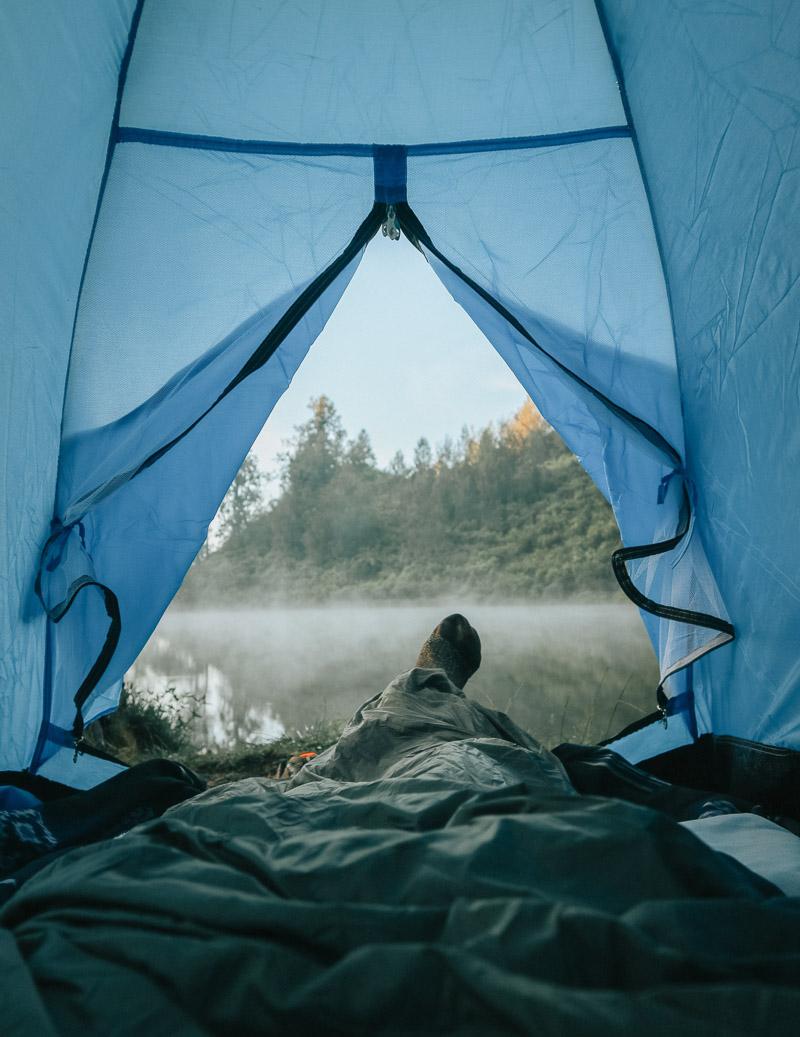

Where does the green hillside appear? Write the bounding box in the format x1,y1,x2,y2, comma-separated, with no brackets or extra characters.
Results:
179,396,624,605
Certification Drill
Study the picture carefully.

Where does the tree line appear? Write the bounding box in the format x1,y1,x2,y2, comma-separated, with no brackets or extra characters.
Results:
179,395,623,604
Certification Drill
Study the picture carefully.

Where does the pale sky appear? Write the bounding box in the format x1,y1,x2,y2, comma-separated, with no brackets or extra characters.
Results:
251,230,527,490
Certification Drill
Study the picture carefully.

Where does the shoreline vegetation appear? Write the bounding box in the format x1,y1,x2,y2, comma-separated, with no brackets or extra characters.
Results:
87,683,345,785
91,397,636,782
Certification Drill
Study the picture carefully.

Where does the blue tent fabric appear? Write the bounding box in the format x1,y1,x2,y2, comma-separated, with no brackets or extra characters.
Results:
121,0,626,145
599,0,800,753
0,1,797,782
43,249,367,748
0,1,138,772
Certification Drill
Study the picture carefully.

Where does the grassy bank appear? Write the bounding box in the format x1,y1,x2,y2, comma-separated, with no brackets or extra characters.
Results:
87,683,344,786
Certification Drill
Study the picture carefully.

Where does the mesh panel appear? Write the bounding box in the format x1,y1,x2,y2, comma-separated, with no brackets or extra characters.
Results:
122,0,625,144
411,132,732,687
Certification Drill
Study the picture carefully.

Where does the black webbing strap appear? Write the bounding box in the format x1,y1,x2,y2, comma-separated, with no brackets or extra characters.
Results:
35,528,122,750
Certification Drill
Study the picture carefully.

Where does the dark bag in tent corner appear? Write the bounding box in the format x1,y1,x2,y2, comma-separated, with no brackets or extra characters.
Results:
0,759,204,902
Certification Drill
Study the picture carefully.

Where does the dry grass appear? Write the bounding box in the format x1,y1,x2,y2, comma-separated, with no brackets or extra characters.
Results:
86,683,344,786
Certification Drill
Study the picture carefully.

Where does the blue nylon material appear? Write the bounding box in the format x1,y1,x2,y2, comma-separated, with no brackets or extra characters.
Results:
122,0,626,145
63,147,374,436
600,0,800,753
374,147,408,204
36,748,125,790
0,0,136,772
4,0,796,784
42,255,366,745
42,140,373,768
116,124,631,158
409,140,731,690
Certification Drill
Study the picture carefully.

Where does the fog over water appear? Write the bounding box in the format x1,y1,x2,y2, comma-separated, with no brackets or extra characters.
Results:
129,601,660,749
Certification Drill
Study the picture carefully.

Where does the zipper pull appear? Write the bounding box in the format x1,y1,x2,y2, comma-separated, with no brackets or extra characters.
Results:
381,205,400,241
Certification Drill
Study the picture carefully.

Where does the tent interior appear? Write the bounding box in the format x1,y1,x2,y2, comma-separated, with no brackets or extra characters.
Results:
2,1,800,1032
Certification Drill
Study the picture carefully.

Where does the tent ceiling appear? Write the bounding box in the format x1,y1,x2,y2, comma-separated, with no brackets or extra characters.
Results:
122,0,625,144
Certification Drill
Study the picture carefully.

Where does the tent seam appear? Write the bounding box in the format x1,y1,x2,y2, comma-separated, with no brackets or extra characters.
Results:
115,124,631,158
593,3,679,351
30,0,146,775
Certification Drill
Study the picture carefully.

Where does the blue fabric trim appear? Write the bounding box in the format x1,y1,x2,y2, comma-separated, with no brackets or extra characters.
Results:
409,125,631,155
30,619,54,773
44,723,75,749
684,664,699,740
118,126,374,156
665,690,694,718
116,124,631,158
374,145,407,203
593,2,681,366
657,468,682,505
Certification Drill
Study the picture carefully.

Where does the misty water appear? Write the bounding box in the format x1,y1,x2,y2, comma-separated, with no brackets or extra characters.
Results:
128,602,660,749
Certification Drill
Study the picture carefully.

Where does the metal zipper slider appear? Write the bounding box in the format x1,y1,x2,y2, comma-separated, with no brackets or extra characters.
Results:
381,205,400,241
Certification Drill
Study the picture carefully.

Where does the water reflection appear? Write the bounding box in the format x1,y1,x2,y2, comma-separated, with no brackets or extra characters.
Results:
128,603,660,749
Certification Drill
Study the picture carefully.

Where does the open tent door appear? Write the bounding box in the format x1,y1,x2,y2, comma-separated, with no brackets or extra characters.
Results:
4,1,796,788
395,164,733,736
36,186,380,785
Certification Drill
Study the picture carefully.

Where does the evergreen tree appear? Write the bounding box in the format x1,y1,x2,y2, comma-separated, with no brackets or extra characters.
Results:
216,453,265,545
413,437,432,471
389,450,408,476
347,429,377,470
280,394,346,496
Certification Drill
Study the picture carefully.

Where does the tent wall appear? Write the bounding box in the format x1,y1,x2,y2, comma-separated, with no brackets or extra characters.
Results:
5,0,793,780
0,1,137,771
601,0,800,749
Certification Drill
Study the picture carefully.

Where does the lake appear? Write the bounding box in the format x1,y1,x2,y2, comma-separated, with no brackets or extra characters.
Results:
127,602,660,749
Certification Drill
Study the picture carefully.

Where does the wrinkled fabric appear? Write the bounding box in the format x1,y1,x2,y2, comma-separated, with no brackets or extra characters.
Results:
0,759,204,902
0,1,137,770
3,0,798,783
599,1,800,751
2,673,799,1034
290,667,575,794
16,0,732,785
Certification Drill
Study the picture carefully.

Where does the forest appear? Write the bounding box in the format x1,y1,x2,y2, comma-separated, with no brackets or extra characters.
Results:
178,396,624,605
